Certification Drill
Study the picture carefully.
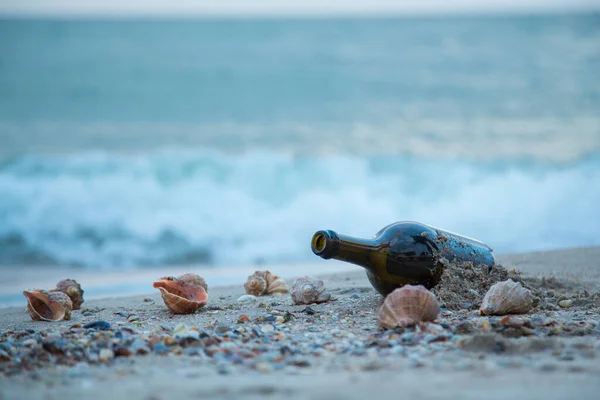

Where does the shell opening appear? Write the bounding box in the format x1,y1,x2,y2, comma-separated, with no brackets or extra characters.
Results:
24,291,65,321
153,280,207,303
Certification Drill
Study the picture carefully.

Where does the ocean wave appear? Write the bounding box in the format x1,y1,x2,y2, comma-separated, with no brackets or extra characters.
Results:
1,150,599,268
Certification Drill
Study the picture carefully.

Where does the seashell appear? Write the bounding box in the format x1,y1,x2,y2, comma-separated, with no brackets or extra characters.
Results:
479,279,533,316
153,273,208,314
377,285,440,329
53,279,85,310
237,294,258,303
243,270,288,296
290,276,331,305
23,289,73,321
243,274,267,296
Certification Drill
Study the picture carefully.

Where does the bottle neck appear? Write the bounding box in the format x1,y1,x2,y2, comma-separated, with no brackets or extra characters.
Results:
311,230,378,268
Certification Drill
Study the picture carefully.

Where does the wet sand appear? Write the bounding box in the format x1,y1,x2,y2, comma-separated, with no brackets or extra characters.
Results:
1,246,600,400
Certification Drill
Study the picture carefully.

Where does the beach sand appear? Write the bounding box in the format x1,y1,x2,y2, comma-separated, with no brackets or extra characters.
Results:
1,246,600,399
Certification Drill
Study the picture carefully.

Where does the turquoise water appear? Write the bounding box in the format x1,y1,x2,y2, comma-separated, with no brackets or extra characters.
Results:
0,14,599,268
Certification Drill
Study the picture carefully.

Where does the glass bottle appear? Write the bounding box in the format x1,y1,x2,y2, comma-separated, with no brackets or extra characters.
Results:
311,221,495,296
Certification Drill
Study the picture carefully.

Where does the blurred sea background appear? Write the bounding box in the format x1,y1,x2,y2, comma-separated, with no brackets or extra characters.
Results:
1,8,600,273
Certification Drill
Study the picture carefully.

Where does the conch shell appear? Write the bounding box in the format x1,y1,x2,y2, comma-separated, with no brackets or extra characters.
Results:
53,279,84,310
479,279,532,316
290,276,331,305
377,285,440,329
23,289,73,321
243,270,288,296
153,273,208,314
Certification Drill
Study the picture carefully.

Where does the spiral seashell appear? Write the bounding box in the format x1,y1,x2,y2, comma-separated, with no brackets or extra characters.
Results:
23,289,73,321
153,273,208,314
243,275,267,296
377,285,440,329
53,279,85,310
479,279,533,316
244,270,288,296
290,276,331,305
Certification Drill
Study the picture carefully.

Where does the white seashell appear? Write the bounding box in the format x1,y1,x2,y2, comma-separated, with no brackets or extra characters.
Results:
237,294,258,303
378,285,440,329
479,279,533,316
290,276,331,305
244,274,267,296
243,270,288,296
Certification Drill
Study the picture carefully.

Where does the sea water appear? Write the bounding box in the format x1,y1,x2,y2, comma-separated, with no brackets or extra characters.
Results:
1,14,599,269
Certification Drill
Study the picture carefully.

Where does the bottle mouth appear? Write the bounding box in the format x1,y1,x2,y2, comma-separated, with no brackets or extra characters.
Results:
311,230,338,259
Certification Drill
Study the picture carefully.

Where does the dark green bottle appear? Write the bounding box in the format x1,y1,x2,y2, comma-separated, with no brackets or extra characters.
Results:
311,221,495,296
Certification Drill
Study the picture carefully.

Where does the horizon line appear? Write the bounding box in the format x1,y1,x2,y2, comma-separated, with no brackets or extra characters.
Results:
1,7,599,19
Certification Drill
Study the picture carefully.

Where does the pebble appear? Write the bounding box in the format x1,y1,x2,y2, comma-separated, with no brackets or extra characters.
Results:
82,311,94,317
350,293,360,299
127,315,140,322
261,324,275,334
99,349,114,362
83,320,111,331
152,343,170,355
114,347,133,357
215,326,231,334
237,295,257,303
237,315,251,324
559,300,573,309
22,339,38,347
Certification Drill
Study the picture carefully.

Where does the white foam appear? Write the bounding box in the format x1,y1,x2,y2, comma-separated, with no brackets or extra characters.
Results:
0,150,599,268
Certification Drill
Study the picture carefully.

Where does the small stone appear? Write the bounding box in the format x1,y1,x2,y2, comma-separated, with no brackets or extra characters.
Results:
22,338,38,347
114,312,128,317
163,336,178,346
350,293,360,299
215,326,230,334
538,363,558,372
254,362,272,373
99,349,114,362
237,295,257,303
43,338,69,355
127,315,140,322
261,324,275,333
83,320,111,331
237,315,251,324
152,343,170,355
0,349,10,361
143,298,154,302
130,338,150,355
558,300,573,309
303,307,316,315
275,316,285,324
114,347,133,357
82,311,94,317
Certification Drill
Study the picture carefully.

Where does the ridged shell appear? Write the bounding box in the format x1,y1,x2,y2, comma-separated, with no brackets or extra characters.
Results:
377,285,440,329
244,270,288,296
244,275,267,296
23,289,73,321
53,279,85,310
290,276,331,305
479,279,533,316
153,273,208,314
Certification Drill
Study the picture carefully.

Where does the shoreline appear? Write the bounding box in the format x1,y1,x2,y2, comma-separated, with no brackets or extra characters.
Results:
2,245,599,308
1,246,599,400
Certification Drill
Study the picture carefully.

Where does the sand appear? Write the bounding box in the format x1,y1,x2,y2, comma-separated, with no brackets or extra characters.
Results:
1,246,600,399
